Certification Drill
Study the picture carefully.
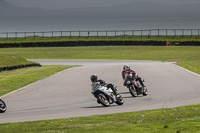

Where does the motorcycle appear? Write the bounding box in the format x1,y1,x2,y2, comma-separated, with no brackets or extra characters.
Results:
91,83,124,107
0,99,7,113
124,74,148,97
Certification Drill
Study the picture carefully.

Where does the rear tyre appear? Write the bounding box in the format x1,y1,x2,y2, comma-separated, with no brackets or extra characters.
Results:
116,94,124,105
0,99,7,113
97,93,110,107
129,86,137,97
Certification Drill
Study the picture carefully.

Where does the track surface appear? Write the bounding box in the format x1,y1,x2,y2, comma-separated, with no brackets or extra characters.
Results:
0,59,200,123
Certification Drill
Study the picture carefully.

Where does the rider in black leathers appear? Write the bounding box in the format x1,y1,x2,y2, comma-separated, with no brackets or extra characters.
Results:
122,65,145,87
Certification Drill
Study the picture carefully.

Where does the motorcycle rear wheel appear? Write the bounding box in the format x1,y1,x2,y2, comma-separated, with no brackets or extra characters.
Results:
97,93,110,107
129,86,138,97
0,99,7,113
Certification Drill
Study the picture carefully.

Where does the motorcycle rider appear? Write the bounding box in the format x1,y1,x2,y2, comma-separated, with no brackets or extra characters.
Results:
121,65,128,79
122,65,145,87
90,74,118,95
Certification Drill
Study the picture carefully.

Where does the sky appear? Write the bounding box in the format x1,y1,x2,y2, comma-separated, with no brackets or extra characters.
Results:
5,0,200,10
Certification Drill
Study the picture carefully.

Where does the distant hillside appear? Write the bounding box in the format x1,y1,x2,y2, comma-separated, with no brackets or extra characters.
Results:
0,0,17,13
0,0,200,19
52,2,200,19
0,0,49,16
109,2,200,18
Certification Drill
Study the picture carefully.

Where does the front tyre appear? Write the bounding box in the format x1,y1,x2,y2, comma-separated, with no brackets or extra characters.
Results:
116,94,124,105
0,99,7,113
97,93,110,107
142,87,148,96
129,86,137,97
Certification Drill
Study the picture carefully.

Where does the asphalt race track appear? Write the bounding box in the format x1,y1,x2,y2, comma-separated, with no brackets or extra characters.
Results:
0,59,200,123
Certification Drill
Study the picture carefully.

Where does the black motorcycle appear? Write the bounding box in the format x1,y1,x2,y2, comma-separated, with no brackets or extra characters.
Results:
125,74,148,97
0,99,7,113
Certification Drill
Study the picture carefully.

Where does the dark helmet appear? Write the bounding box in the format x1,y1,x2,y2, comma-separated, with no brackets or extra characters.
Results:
90,74,98,82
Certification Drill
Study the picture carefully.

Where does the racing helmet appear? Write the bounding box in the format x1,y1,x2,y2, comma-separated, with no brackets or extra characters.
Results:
90,74,98,82
125,65,130,73
123,65,127,70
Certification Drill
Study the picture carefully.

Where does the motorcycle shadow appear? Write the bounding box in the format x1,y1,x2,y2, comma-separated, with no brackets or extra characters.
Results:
119,92,144,99
119,92,130,94
122,96,143,99
83,104,119,109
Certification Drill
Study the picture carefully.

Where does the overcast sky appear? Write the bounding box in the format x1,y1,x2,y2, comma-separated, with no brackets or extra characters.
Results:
5,0,200,10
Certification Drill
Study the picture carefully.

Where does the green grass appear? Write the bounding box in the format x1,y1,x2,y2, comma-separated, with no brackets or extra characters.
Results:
0,35,200,43
0,54,38,67
0,65,77,96
0,46,200,74
0,104,200,132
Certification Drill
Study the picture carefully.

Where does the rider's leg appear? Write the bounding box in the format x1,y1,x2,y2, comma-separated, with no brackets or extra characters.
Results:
137,77,145,87
107,83,117,95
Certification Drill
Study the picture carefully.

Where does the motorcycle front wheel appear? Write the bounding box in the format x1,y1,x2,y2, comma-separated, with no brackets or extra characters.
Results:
97,93,110,107
116,94,124,105
142,87,148,96
0,99,7,113
129,86,138,97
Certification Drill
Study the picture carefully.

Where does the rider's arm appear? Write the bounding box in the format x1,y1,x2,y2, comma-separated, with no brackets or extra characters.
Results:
130,70,136,75
98,79,107,85
131,70,138,78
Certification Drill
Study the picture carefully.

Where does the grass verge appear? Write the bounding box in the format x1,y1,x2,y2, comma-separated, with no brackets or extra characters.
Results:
0,65,76,96
0,54,38,67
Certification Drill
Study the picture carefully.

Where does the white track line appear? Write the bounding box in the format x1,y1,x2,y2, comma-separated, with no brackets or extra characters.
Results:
173,63,200,77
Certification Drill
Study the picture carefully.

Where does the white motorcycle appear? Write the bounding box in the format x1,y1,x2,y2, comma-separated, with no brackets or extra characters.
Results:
91,82,124,107
0,99,7,113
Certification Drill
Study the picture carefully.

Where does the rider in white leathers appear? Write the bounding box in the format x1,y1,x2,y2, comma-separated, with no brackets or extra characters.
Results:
90,74,118,95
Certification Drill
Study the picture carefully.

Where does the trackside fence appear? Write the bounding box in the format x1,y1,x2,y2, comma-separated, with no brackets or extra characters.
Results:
0,29,200,38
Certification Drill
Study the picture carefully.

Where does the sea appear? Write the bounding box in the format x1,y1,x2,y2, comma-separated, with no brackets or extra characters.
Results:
0,15,200,37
